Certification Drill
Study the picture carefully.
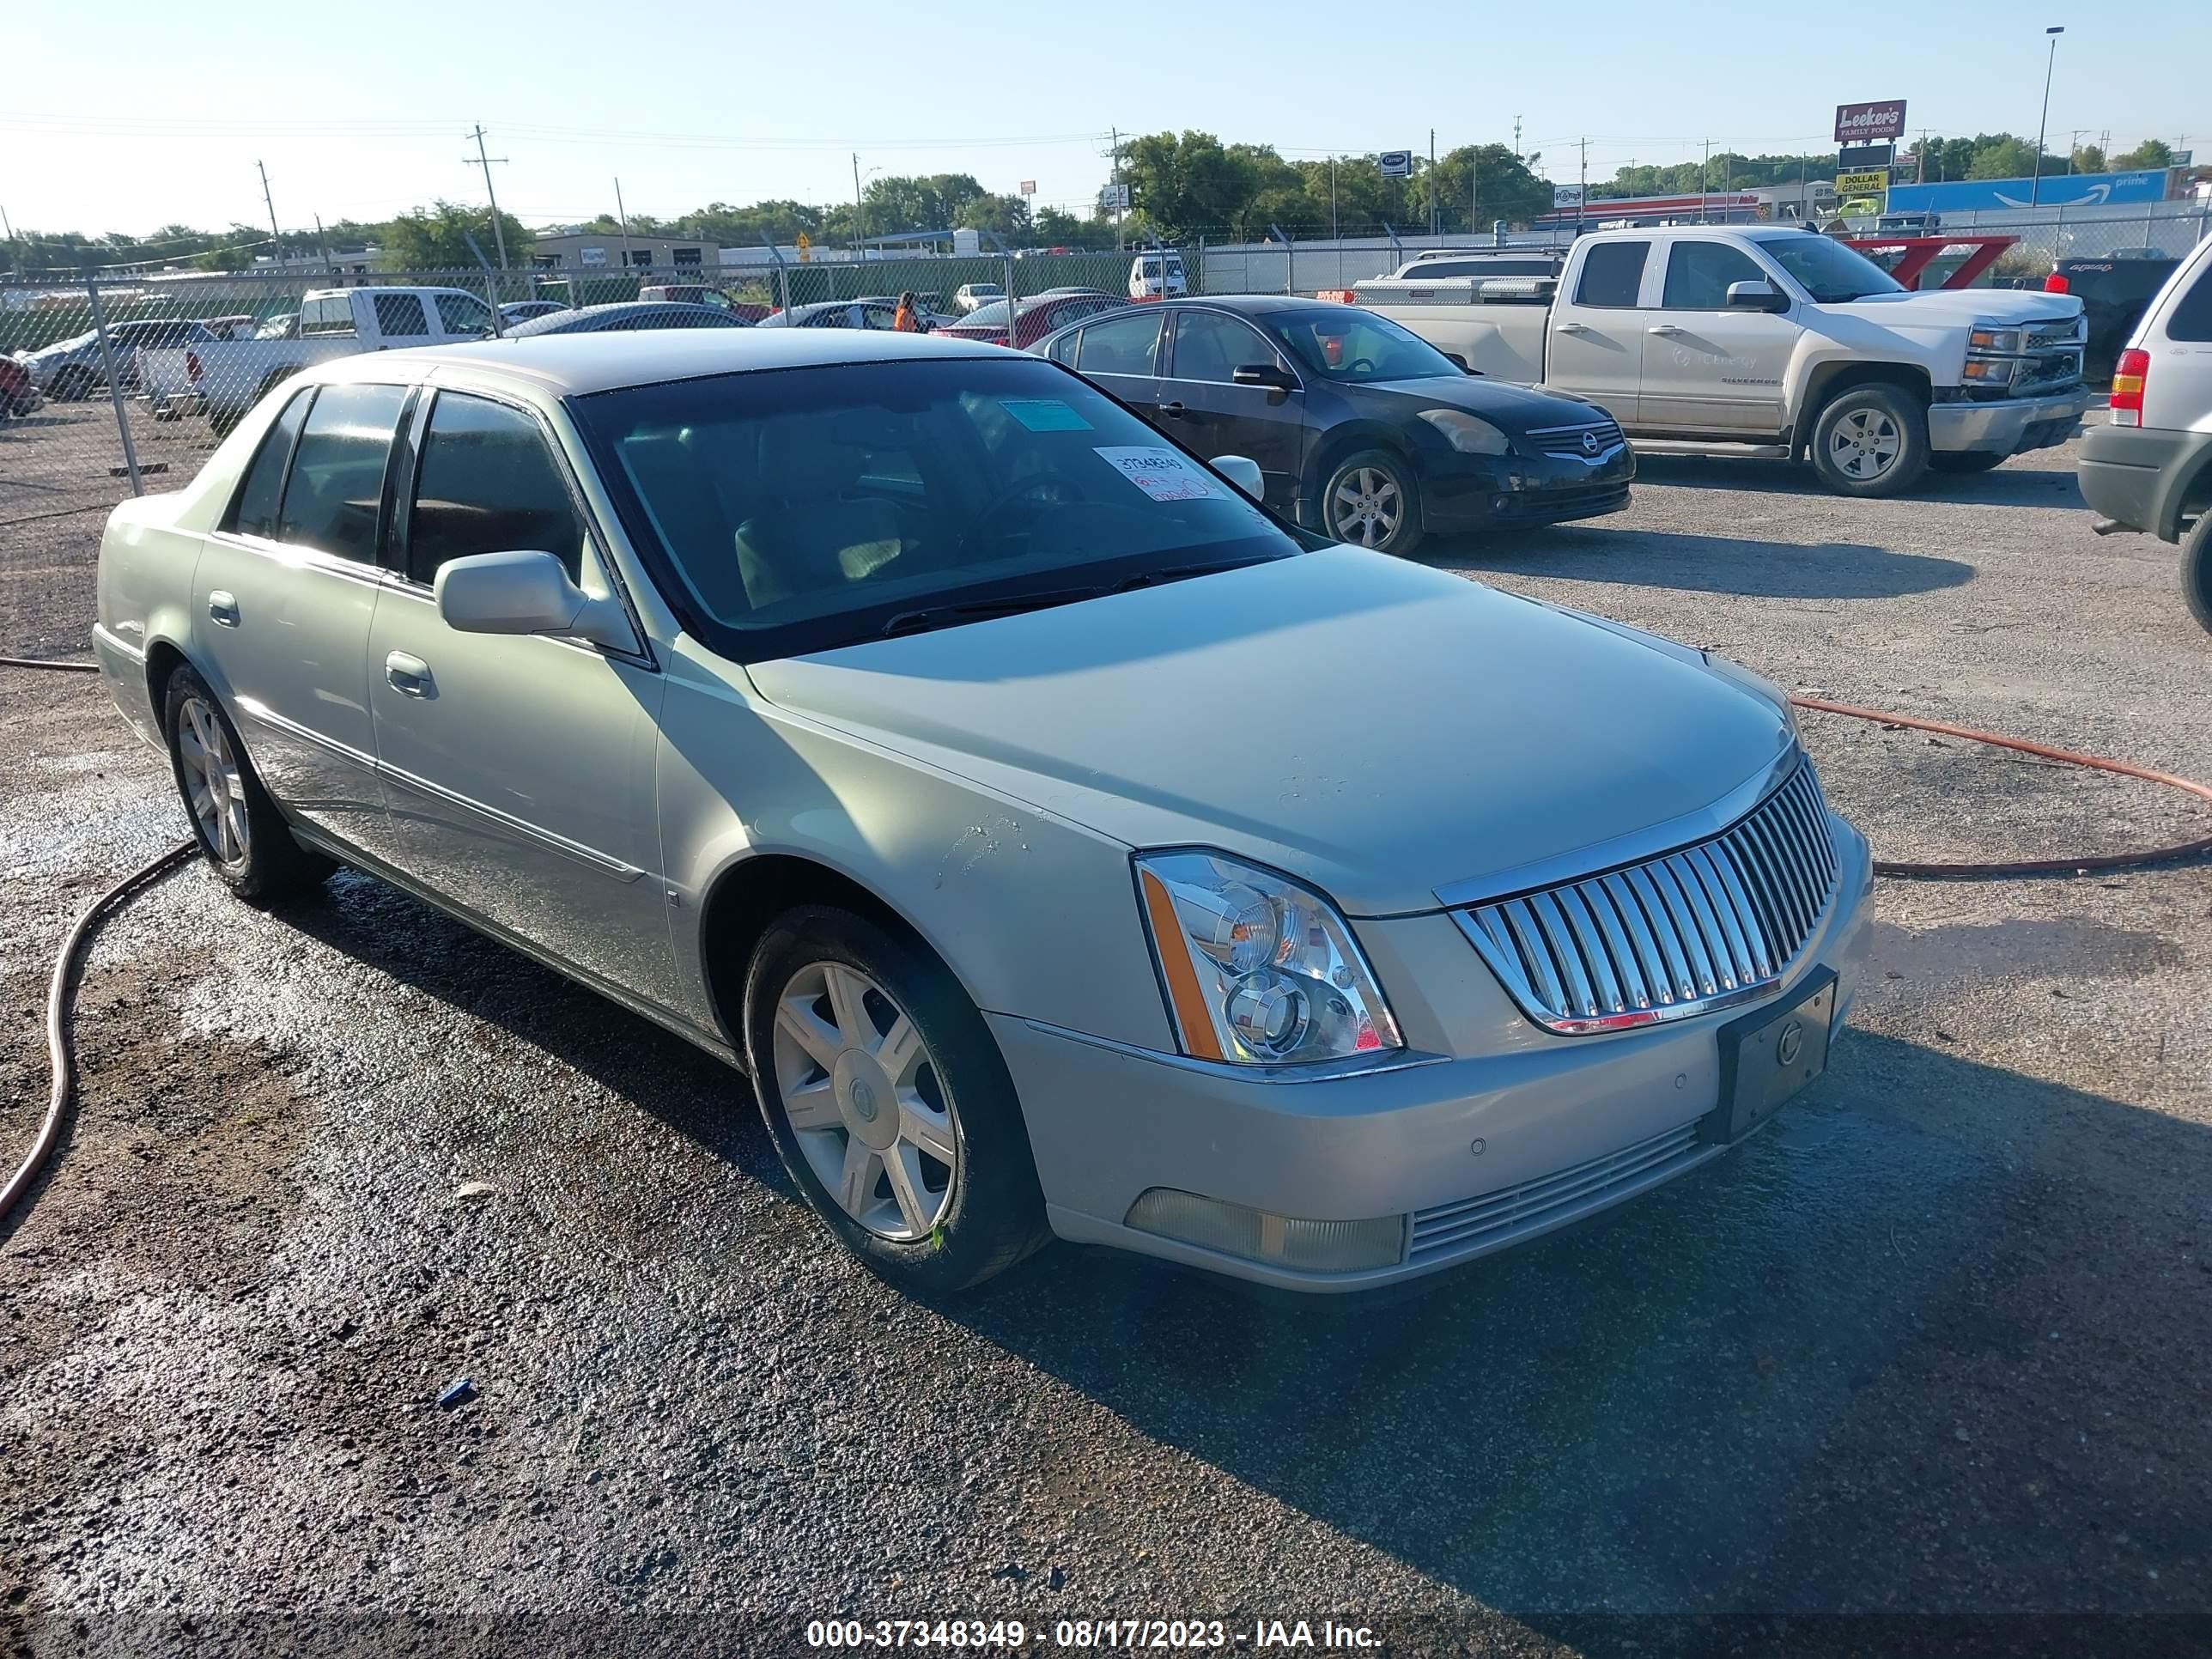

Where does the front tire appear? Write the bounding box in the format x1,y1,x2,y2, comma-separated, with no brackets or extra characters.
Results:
1808,385,1929,497
2181,511,2212,638
744,905,1049,1294
162,665,333,905
1320,447,1425,556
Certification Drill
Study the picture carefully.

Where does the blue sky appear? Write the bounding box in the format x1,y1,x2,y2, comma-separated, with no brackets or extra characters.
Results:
10,0,2203,240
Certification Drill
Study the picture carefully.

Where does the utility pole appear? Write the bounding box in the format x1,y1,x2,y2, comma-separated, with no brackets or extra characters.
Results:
1429,129,1438,240
313,213,331,275
1109,127,1123,251
1329,155,1339,241
614,177,634,268
1915,129,1930,184
1699,138,1711,222
1578,137,1588,238
1470,147,1479,238
465,126,510,269
2030,26,2063,209
852,153,866,258
1513,115,1522,161
256,160,282,259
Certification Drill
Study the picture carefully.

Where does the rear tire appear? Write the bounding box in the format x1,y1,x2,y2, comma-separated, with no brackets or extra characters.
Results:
1319,447,1425,556
52,366,94,403
161,665,334,906
1929,451,2006,475
2181,511,2212,638
744,905,1050,1295
1808,385,1929,497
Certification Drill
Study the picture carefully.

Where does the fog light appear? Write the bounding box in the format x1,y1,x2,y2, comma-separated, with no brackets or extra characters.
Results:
1125,1189,1406,1273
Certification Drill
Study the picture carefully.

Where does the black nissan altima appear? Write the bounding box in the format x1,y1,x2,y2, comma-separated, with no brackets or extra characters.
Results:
1034,295,1633,555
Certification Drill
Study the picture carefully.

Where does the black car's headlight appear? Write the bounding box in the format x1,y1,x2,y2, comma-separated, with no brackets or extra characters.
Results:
1417,409,1512,456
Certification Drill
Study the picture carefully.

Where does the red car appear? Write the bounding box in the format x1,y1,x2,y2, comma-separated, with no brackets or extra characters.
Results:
932,293,1132,351
0,354,40,416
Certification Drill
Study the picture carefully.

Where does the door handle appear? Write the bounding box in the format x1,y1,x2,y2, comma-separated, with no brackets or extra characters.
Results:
207,591,240,627
1158,400,1186,419
1553,322,1592,335
1646,324,1686,337
385,651,433,696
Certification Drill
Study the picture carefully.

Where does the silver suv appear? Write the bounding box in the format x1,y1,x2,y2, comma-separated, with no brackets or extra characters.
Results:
2077,234,2212,633
93,331,1872,1295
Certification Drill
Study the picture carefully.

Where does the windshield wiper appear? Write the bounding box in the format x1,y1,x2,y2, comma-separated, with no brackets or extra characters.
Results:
878,586,1109,637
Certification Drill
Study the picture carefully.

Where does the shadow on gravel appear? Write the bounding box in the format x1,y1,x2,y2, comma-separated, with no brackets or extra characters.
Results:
1440,528,1975,599
948,1032,2212,1623
1628,453,2087,510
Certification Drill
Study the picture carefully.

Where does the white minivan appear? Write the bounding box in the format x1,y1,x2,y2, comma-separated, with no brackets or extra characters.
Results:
2077,233,2212,634
1128,250,1188,300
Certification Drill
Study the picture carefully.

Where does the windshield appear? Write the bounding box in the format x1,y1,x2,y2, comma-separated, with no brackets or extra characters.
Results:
1754,233,1905,302
1262,307,1462,383
573,356,1300,660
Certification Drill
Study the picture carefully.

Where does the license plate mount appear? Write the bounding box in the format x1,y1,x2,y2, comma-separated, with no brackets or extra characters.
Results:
1701,969,1837,1145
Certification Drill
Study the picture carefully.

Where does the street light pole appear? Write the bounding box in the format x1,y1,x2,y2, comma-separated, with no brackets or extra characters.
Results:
2030,26,2064,208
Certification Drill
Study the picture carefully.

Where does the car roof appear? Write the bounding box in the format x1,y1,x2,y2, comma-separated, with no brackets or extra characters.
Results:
1133,295,1344,318
319,326,1009,396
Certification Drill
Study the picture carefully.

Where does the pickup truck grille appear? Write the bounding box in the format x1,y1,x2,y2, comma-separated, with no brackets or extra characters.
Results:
1453,759,1839,1035
1522,419,1625,459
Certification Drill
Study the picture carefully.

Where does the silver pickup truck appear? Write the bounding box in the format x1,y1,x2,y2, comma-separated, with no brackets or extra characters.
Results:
1346,227,2089,496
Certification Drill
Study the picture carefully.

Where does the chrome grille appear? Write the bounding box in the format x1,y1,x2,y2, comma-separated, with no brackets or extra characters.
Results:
1522,419,1625,459
1409,1122,1708,1263
1455,762,1839,1035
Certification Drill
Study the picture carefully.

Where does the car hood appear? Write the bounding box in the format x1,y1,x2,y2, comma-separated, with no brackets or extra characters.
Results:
1821,288,2082,328
746,549,1796,916
1349,374,1607,430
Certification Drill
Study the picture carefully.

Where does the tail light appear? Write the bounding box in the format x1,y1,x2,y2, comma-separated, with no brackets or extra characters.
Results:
2110,347,2148,426
185,349,203,384
2043,271,2069,294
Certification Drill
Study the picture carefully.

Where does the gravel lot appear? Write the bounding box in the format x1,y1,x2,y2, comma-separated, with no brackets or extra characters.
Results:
3,419,2209,1659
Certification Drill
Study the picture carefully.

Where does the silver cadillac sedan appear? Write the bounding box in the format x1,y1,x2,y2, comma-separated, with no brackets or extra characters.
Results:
92,331,1873,1295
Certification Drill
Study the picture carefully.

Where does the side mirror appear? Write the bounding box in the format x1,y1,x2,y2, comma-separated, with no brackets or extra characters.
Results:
1211,455,1265,501
1443,350,1473,373
1231,362,1297,393
434,550,632,651
1726,280,1790,313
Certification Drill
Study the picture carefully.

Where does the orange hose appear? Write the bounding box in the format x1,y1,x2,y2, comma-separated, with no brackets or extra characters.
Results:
1791,697,2212,878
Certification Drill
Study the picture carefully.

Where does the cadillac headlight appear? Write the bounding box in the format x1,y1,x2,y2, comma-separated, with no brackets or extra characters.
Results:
1418,409,1511,455
1134,852,1401,1066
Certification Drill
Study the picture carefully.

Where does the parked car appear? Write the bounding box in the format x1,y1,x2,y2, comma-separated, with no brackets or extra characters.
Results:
2047,253,2182,383
1376,248,1567,283
501,301,750,337
755,300,902,331
254,313,299,341
1347,225,2089,496
1129,250,1188,300
19,319,219,401
202,315,262,342
500,300,568,325
638,284,776,323
0,353,41,416
2076,234,2212,634
951,282,1004,313
1038,295,1634,553
932,293,1131,351
88,330,1872,1295
138,286,497,434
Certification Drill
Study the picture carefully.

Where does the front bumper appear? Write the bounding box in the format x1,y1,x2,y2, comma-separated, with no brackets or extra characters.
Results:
1419,442,1636,532
2077,422,2212,542
1927,386,2089,455
1000,812,1874,1292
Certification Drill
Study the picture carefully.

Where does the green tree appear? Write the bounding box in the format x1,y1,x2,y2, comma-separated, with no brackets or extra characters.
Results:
1030,206,1093,246
1119,130,1301,240
380,201,534,270
2112,138,2174,171
955,193,1030,239
1412,145,1553,231
2069,143,2107,174
1966,137,2039,179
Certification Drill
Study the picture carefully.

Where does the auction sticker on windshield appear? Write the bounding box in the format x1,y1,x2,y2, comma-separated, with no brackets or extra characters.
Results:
1094,447,1224,502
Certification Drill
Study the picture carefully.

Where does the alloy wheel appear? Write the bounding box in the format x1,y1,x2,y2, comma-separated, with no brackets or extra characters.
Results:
1329,465,1403,548
176,695,249,866
771,961,960,1242
1828,409,1900,482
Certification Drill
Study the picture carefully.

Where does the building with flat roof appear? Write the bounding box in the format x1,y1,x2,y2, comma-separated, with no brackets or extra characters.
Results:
528,230,721,270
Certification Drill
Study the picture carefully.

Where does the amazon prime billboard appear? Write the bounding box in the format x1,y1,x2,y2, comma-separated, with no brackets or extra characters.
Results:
1884,170,2171,212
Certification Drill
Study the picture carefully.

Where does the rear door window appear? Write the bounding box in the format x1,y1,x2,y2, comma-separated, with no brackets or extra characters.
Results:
1574,241,1651,308
225,388,313,539
371,293,430,337
434,292,492,337
1076,311,1164,377
275,383,410,562
300,295,357,337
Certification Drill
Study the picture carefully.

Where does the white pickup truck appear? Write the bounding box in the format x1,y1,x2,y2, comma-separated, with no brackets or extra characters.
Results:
1346,226,2090,495
142,285,497,434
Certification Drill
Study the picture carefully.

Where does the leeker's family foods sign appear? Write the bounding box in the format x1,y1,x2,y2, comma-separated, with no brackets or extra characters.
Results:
1835,100,1907,143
